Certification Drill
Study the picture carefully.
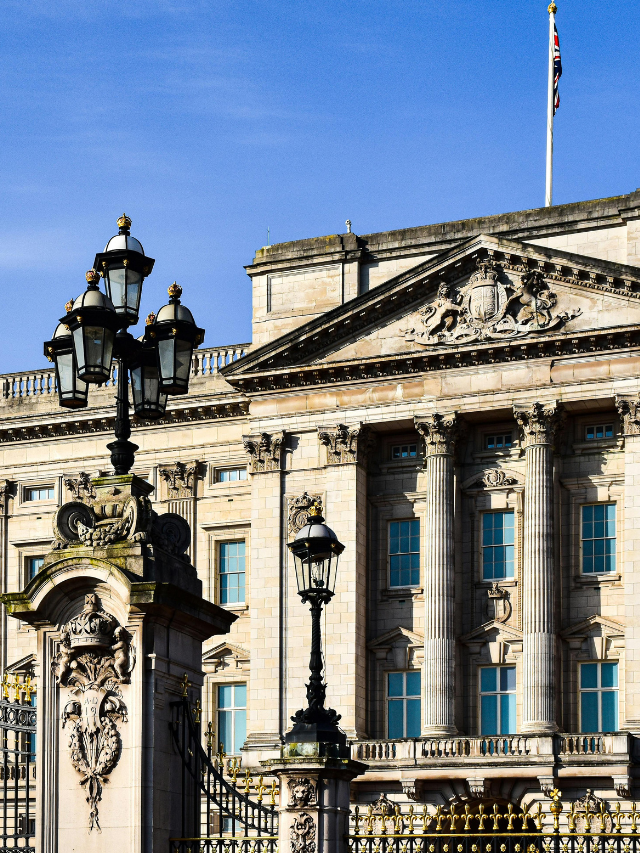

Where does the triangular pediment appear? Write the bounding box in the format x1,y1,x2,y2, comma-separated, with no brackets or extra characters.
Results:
223,234,640,392
461,620,523,644
203,642,250,673
368,626,424,650
561,615,625,639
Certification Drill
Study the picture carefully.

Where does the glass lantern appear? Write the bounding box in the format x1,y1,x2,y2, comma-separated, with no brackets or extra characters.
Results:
146,283,205,395
130,340,168,420
287,505,345,598
43,322,88,409
92,214,155,326
62,271,119,383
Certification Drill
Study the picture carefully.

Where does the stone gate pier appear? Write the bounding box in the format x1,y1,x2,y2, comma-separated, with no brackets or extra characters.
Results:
2,474,235,853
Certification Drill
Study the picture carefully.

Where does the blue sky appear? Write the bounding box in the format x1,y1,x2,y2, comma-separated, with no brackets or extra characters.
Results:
1,0,639,371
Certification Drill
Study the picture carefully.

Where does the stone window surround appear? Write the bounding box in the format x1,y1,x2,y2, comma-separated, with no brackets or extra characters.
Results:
368,628,424,741
17,476,61,511
465,633,523,737
571,412,623,455
470,488,523,588
472,420,520,457
561,476,624,587
207,459,251,489
205,522,251,611
385,669,422,740
206,678,249,755
376,496,425,601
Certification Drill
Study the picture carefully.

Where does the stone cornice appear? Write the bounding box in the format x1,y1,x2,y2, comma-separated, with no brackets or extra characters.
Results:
0,400,249,445
224,235,640,388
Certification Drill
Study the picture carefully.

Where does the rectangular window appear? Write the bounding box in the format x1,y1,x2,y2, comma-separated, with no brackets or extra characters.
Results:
24,486,54,502
479,666,516,735
217,468,248,483
391,443,418,460
581,504,616,574
387,671,421,738
585,424,614,441
26,557,44,582
389,520,420,588
217,683,247,754
486,433,513,450
220,541,246,605
580,662,618,732
482,512,515,580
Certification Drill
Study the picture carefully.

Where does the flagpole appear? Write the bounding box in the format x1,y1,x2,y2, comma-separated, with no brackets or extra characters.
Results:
545,2,557,207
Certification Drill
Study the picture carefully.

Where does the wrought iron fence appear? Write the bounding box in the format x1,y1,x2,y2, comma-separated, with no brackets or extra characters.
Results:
170,677,279,849
0,672,37,853
349,791,640,853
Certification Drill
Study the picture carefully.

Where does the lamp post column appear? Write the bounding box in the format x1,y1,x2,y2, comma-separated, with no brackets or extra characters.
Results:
515,402,562,734
416,413,460,736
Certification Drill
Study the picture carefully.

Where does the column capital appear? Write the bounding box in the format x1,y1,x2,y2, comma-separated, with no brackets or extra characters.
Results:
317,423,374,465
242,431,286,473
514,401,564,449
415,412,461,456
615,394,640,436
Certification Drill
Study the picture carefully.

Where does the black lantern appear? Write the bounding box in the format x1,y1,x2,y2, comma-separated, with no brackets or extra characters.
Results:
43,321,88,409
147,283,204,395
285,504,347,747
61,270,119,383
130,335,167,420
93,214,155,325
289,506,345,600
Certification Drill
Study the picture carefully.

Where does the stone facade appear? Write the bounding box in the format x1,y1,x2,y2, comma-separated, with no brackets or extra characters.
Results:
4,192,640,810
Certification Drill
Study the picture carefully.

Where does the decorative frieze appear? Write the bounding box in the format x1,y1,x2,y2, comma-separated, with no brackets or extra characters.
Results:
159,461,201,498
415,413,461,457
288,493,323,537
317,423,373,465
54,593,135,831
243,431,285,473
514,401,564,448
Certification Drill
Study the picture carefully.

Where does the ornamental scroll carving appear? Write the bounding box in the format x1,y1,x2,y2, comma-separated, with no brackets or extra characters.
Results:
514,402,564,449
318,423,374,465
158,461,201,498
415,413,461,457
481,469,519,488
290,812,316,853
288,777,317,809
403,260,580,347
243,432,285,473
53,594,135,831
288,493,323,538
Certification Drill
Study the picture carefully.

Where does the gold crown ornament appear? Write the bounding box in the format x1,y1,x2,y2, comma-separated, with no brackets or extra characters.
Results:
548,3,557,13
168,281,182,299
65,299,74,313
117,213,132,230
85,269,100,285
145,312,156,326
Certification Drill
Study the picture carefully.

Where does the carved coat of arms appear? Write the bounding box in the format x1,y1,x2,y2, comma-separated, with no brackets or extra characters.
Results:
405,261,581,347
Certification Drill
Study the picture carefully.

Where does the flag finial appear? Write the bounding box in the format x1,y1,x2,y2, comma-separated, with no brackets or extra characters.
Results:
548,2,557,12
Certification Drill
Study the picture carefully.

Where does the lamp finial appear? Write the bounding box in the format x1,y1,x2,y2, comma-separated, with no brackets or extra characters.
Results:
548,2,557,13
168,281,182,301
117,213,132,231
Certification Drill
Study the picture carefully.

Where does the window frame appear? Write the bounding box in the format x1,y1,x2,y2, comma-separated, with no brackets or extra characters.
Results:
390,443,418,461
218,539,247,606
481,510,515,581
484,433,514,451
580,502,617,575
387,518,421,589
579,661,619,733
216,682,247,755
22,485,55,503
216,467,248,484
386,670,421,739
478,665,517,736
25,556,44,584
584,423,615,441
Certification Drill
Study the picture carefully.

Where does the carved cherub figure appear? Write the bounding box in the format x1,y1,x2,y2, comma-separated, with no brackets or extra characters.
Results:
112,626,133,683
55,629,74,686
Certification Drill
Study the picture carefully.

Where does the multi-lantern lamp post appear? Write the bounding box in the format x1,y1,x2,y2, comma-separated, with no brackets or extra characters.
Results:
286,503,347,747
44,215,205,475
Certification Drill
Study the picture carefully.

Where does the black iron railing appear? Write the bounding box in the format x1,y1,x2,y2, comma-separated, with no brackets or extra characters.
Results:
0,674,37,853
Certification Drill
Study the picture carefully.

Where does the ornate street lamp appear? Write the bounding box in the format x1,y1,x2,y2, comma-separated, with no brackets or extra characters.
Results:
286,503,346,746
44,215,205,475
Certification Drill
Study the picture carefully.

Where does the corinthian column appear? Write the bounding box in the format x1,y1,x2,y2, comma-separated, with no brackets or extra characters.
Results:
416,413,460,736
514,402,563,734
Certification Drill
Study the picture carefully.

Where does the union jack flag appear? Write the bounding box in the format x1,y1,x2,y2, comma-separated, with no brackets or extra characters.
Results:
553,24,562,114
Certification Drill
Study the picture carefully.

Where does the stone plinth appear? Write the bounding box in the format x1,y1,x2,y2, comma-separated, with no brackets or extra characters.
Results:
2,474,236,853
264,742,367,853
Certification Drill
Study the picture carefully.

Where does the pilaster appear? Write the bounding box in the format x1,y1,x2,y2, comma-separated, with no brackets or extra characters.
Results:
244,431,287,748
514,402,563,734
415,413,460,736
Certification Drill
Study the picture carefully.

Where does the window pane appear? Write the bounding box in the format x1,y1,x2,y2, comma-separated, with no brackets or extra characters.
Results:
406,699,421,737
500,693,516,734
388,700,404,738
219,709,233,753
405,671,421,697
234,683,247,707
218,685,234,708
601,691,618,732
480,668,497,693
500,666,516,692
581,664,598,689
389,519,420,587
601,662,618,688
234,709,247,754
388,673,404,698
581,692,599,733
481,695,498,735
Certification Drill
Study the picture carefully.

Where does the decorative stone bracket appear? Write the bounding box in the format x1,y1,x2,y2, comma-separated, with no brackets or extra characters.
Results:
53,593,135,831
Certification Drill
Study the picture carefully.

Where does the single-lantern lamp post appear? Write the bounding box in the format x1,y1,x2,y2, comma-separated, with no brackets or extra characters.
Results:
285,503,346,746
43,214,205,475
